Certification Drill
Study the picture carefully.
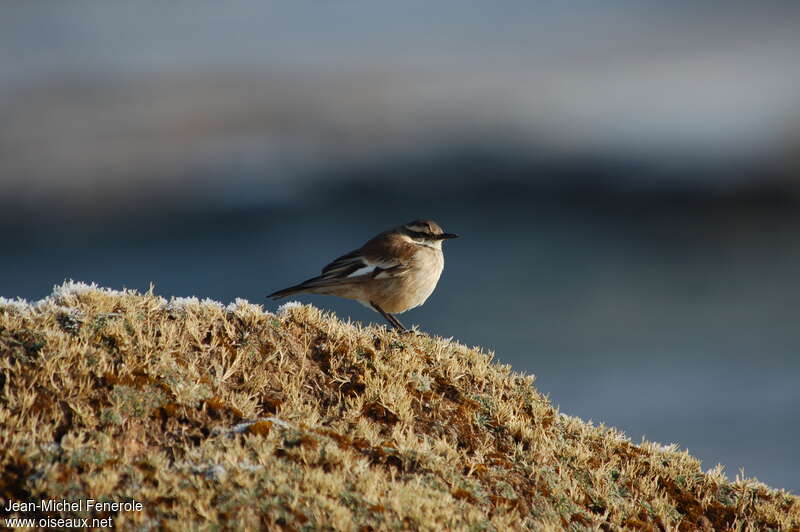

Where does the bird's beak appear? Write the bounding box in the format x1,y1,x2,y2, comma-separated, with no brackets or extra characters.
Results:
439,233,459,240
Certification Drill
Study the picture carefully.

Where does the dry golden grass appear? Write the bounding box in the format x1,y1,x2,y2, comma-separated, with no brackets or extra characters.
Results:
1,282,798,531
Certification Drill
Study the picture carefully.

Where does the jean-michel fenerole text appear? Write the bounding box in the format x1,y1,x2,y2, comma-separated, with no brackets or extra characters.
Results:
5,499,143,513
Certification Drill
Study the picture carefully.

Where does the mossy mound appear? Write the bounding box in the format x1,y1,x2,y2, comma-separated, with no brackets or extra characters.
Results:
1,283,798,530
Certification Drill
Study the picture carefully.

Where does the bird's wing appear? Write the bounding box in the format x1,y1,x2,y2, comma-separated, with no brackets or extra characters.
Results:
320,232,412,281
320,250,377,279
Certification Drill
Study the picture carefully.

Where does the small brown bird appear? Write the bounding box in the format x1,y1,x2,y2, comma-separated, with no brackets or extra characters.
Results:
268,220,458,332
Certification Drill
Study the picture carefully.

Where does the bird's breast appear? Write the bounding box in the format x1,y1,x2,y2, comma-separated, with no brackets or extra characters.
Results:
374,248,444,314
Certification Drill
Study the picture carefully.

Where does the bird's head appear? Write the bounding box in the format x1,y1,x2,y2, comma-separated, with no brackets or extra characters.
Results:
401,219,459,247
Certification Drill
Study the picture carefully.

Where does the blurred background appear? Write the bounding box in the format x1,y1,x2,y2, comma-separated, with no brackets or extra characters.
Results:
2,2,799,491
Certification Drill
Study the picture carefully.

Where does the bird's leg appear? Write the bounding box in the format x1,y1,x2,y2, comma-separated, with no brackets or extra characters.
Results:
370,302,408,333
386,313,417,335
389,314,408,333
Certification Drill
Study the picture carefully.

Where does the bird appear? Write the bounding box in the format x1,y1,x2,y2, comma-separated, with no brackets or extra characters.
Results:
268,219,458,333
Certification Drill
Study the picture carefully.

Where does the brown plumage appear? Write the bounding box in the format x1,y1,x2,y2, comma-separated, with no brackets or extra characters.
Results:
269,219,459,332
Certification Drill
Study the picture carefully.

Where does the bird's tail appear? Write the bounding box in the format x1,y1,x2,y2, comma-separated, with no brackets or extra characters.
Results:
268,283,310,300
268,275,361,300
